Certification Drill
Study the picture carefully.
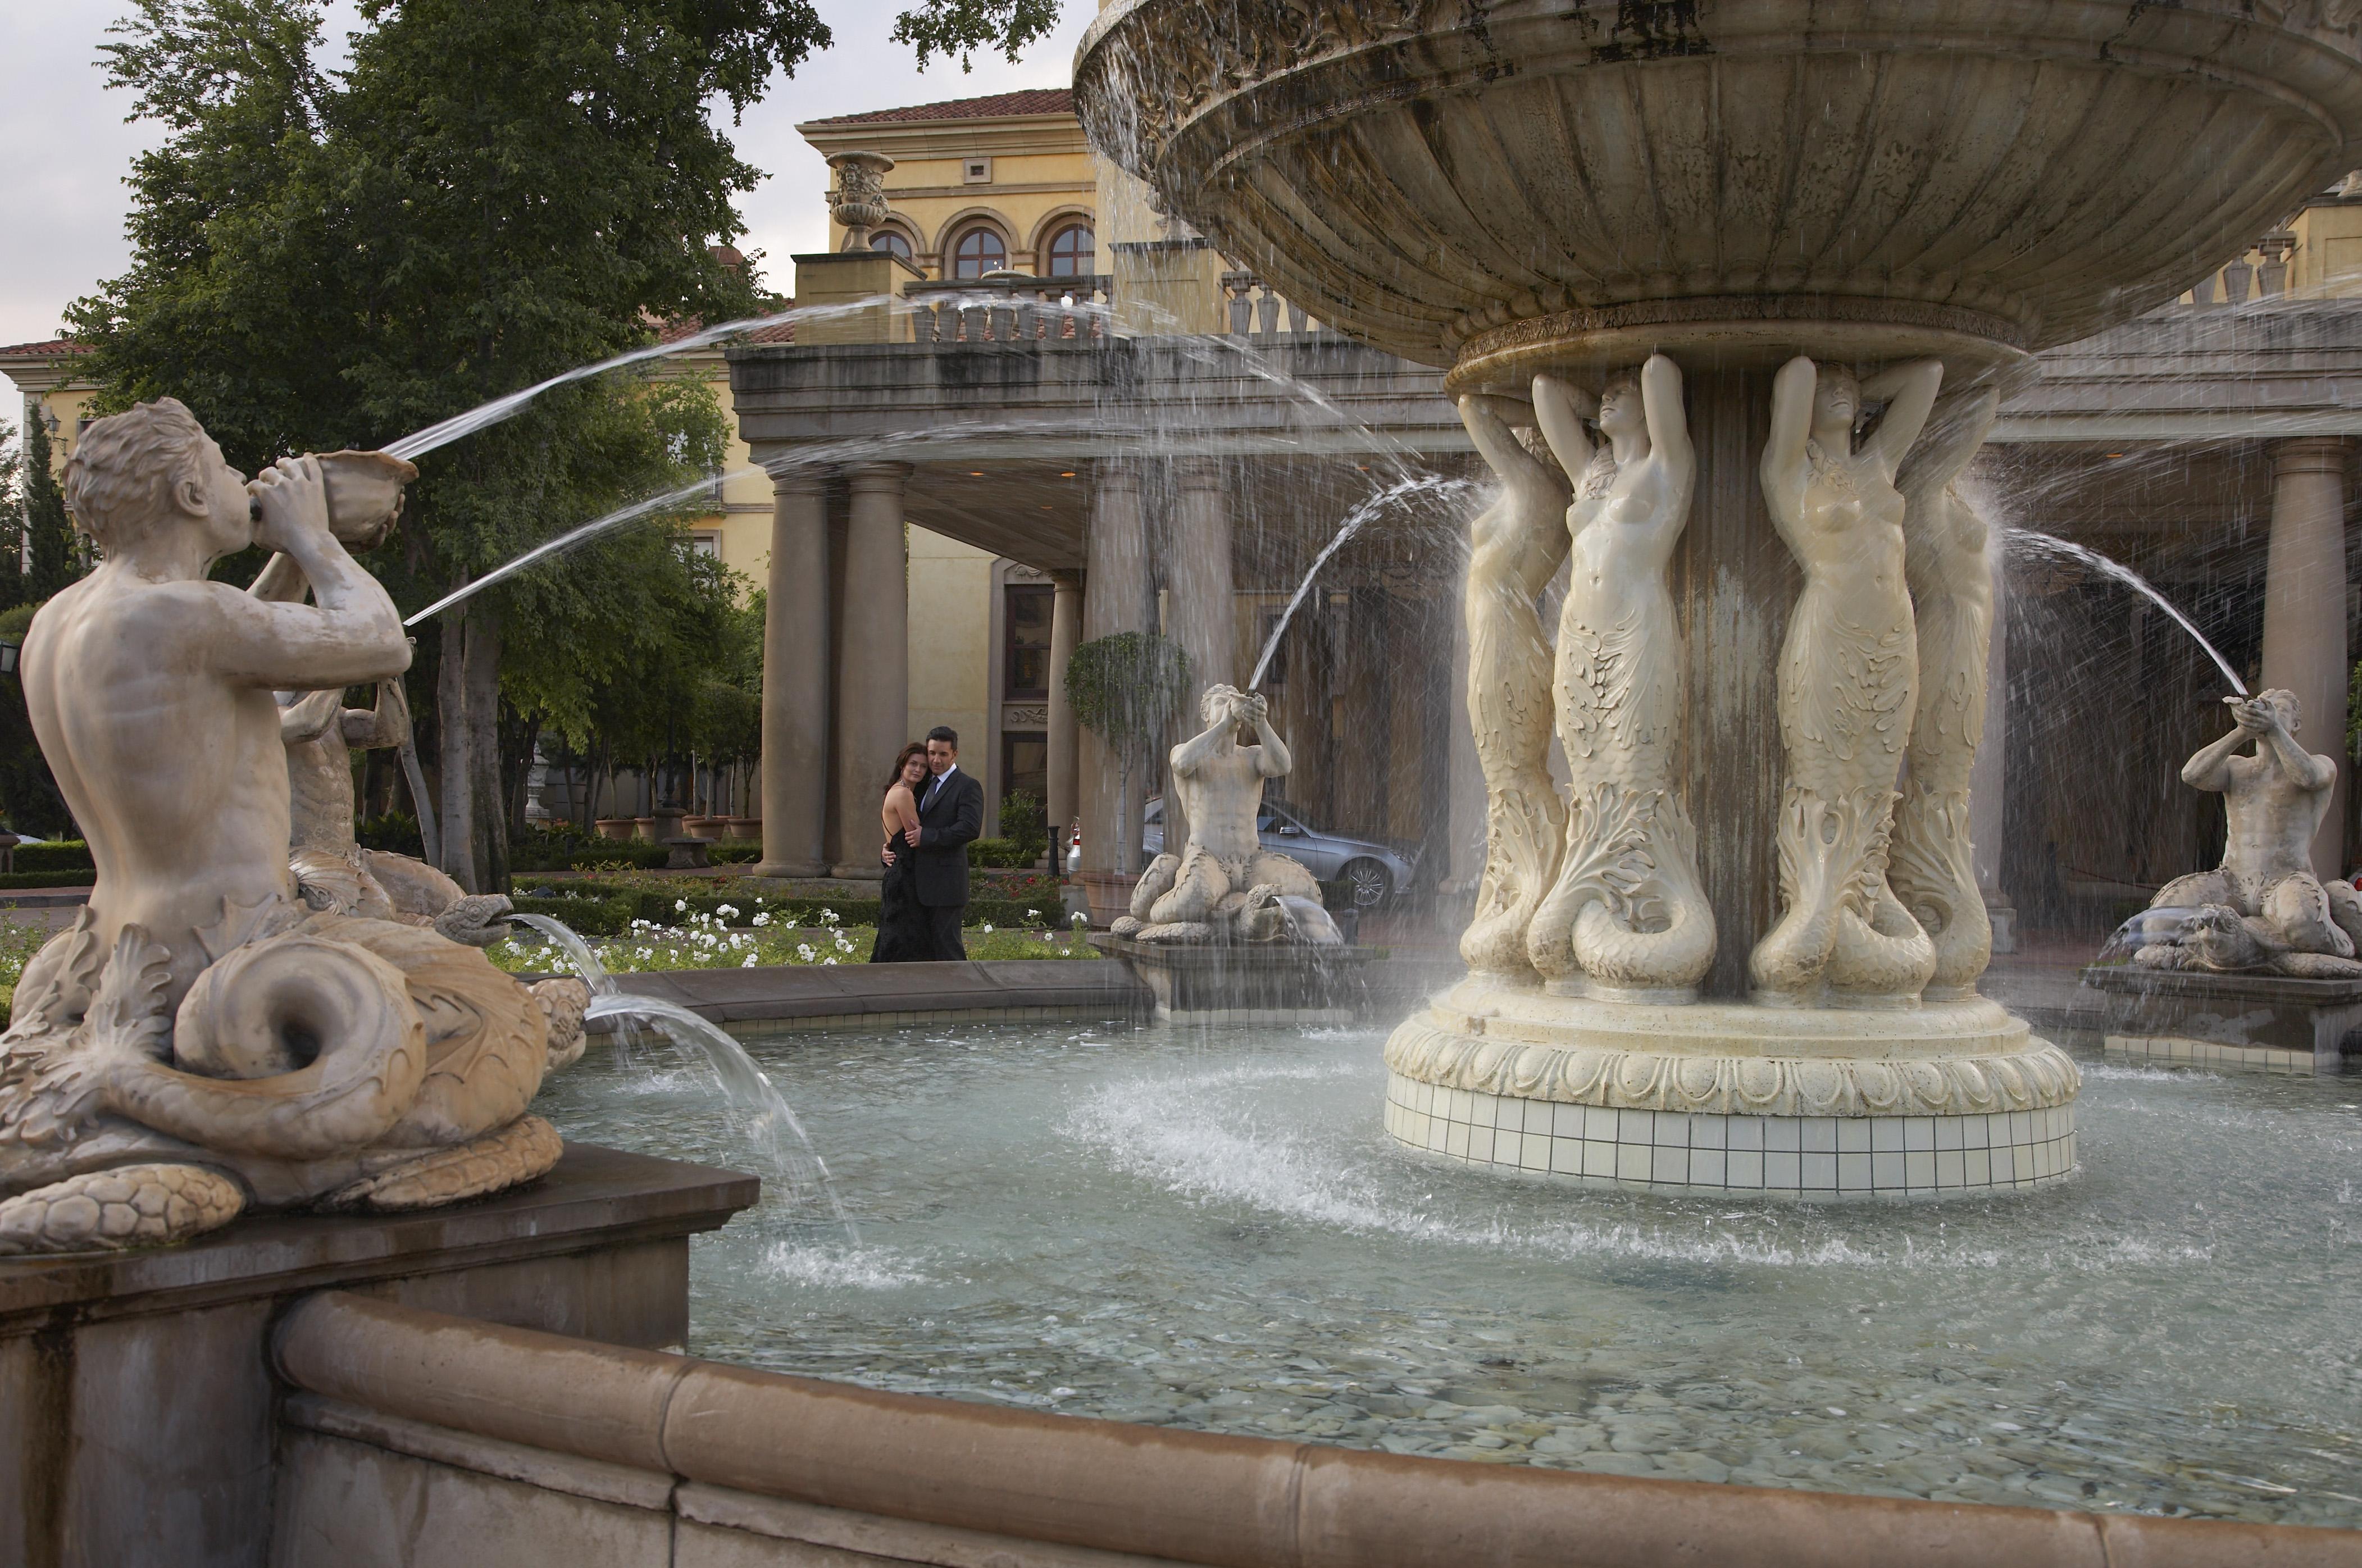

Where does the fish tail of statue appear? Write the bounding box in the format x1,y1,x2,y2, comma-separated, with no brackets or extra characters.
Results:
1568,791,1715,995
1890,782,1991,996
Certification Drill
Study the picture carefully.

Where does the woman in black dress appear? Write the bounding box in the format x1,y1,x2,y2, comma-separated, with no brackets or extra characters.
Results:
870,742,935,963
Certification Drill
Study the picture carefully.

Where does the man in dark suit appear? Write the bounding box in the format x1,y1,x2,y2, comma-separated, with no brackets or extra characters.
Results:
905,725,982,961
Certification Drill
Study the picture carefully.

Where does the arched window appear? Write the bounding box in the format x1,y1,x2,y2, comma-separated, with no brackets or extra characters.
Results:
1045,223,1094,278
952,227,1008,280
870,229,912,261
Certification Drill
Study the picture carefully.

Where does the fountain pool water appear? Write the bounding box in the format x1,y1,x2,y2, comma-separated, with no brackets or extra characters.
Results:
533,1016,2362,1528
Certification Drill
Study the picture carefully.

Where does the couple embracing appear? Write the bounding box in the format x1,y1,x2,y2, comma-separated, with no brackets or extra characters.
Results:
871,726,984,963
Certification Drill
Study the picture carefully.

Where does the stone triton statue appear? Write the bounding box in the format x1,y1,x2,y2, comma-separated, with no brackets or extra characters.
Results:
1889,385,2004,1000
0,398,584,1254
1524,357,1714,999
1114,683,1341,945
2133,690,2362,977
1753,355,1945,1005
258,581,508,947
1454,389,1569,981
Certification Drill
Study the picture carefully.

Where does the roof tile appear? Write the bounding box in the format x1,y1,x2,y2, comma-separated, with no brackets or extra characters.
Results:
806,88,1073,127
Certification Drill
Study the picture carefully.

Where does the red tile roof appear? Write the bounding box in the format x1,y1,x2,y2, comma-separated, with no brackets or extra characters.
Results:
654,309,797,347
805,88,1074,127
0,338,91,357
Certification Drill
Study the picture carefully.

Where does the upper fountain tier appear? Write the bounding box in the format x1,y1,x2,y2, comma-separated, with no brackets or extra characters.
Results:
1075,0,2362,386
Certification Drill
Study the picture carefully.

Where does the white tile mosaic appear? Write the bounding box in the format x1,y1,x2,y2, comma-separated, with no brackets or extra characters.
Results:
1384,1071,2077,1198
2105,1033,2328,1074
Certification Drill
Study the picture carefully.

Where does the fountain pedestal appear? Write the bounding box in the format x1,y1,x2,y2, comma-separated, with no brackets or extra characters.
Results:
1091,932,1376,1022
0,1144,754,1568
2082,964,2362,1074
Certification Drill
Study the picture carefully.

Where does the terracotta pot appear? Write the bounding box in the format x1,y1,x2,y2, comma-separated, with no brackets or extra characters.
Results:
725,817,761,840
1075,871,1139,930
631,817,657,841
593,818,636,842
683,816,729,841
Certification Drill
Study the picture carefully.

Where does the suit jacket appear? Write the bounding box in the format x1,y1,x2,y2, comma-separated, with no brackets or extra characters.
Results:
912,767,983,908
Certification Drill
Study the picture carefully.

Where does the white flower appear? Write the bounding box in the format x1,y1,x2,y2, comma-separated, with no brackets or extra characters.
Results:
1071,911,1086,926
797,944,816,962
741,954,757,968
819,908,838,926
717,904,738,919
981,924,994,935
751,911,770,927
675,899,688,913
822,956,838,966
1027,909,1041,921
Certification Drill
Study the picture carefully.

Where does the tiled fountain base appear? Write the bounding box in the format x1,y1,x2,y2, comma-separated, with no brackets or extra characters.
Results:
2103,1034,2328,1074
1382,979,2081,1200
1385,1074,2076,1197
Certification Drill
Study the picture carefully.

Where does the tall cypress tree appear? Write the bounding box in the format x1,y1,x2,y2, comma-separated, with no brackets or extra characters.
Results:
0,416,22,614
20,412,74,603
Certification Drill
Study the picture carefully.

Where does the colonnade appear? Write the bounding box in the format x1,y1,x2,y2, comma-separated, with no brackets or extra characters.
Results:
752,436,2352,904
753,455,1240,885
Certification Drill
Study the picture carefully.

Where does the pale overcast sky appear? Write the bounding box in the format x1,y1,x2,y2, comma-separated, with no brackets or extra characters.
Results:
0,1,1094,349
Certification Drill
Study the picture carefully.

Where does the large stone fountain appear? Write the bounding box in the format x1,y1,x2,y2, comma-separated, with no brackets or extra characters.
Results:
1077,0,2362,1196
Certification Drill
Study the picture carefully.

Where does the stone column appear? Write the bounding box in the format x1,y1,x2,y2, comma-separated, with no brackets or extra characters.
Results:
753,469,831,878
1968,546,2015,952
1079,461,1149,874
1046,569,1084,855
1166,457,1236,853
829,462,911,878
1167,458,1236,692
2261,436,2352,878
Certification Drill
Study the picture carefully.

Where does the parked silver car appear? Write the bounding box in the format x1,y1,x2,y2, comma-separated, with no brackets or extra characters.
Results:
1140,797,1418,909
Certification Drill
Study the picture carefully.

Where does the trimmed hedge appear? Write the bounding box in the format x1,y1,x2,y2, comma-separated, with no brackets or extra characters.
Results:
12,841,93,874
509,837,766,873
0,870,98,890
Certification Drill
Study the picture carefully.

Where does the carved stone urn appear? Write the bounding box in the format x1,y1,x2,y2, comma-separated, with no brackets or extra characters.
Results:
1078,0,2362,1197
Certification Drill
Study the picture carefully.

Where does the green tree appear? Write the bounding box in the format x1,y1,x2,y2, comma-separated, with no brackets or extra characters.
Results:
73,0,829,891
20,413,78,603
0,416,22,614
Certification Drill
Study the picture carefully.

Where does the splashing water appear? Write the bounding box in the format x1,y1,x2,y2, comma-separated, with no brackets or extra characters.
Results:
511,911,613,995
381,290,1123,462
1246,474,1478,689
403,467,766,626
584,991,857,1236
2004,527,2248,696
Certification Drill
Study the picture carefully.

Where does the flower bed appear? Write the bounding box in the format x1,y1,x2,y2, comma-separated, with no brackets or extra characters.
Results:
493,901,1096,975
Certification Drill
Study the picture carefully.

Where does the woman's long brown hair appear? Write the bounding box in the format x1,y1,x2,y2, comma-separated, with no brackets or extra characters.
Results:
883,741,928,796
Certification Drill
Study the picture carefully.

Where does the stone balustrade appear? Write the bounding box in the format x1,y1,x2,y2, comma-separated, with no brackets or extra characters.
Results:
905,274,1112,344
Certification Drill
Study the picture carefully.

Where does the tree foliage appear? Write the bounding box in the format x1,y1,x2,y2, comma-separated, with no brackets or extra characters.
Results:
890,0,1063,70
1066,631,1190,758
20,416,79,603
70,0,829,889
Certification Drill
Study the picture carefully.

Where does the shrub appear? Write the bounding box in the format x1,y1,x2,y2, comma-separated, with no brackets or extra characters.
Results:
357,812,424,858
999,788,1049,864
12,840,92,874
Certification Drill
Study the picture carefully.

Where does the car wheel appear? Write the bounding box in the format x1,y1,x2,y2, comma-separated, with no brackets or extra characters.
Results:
1341,858,1391,910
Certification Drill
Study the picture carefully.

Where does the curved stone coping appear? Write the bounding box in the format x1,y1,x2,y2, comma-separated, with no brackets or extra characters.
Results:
274,1290,2358,1566
1389,987,2080,1119
589,960,1150,1030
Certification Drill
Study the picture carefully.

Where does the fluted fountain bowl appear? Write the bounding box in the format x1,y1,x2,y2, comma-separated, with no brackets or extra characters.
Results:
1076,0,2362,385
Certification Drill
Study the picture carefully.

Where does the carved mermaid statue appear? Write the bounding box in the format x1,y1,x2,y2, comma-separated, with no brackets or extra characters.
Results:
1524,357,1715,999
1889,385,2002,999
0,399,583,1254
1753,356,1944,1004
1455,392,1570,978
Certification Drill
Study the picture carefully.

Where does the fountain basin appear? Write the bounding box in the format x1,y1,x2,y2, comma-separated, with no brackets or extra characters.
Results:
1076,0,2362,373
535,1017,2362,1528
1091,931,1379,1022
